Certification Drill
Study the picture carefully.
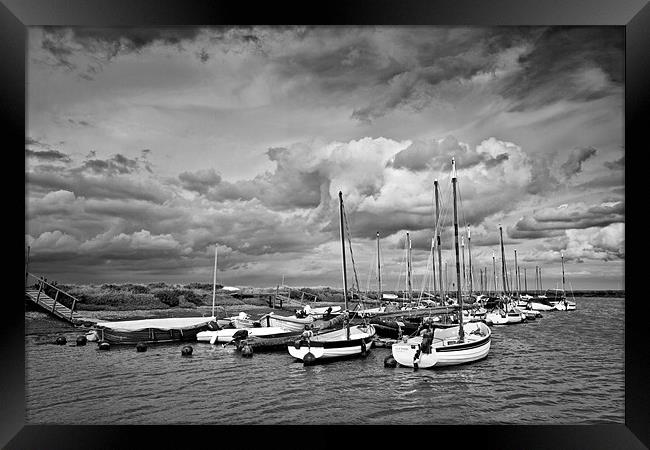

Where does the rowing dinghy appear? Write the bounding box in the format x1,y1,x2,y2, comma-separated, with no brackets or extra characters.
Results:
196,326,295,344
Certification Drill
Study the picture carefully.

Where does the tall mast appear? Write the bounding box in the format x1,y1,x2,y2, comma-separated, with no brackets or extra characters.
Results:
492,252,497,296
461,235,466,296
467,225,473,296
338,191,348,312
560,252,564,294
535,266,539,294
451,158,464,342
212,244,218,317
406,232,412,302
434,179,443,301
514,248,519,298
524,267,527,293
499,224,507,296
376,232,382,301
431,238,437,295
540,267,543,292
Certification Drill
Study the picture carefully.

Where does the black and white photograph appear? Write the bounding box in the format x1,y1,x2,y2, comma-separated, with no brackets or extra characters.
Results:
19,17,636,436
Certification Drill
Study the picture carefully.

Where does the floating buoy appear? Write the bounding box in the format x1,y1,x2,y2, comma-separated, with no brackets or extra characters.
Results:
241,343,253,357
98,341,110,351
136,343,147,352
383,355,397,368
181,345,193,356
55,336,67,345
76,335,87,346
86,331,99,342
303,352,316,366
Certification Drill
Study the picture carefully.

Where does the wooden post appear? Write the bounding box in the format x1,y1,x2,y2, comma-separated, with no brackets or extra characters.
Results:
70,295,77,320
52,290,59,314
36,281,43,304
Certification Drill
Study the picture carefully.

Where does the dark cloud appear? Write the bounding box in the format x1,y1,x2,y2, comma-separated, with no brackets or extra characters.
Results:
26,148,72,162
79,154,140,175
178,169,222,195
604,156,624,170
510,201,624,237
560,146,598,178
501,27,623,112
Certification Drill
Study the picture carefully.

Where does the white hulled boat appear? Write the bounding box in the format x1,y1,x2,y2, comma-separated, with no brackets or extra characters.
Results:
391,158,491,368
287,191,376,364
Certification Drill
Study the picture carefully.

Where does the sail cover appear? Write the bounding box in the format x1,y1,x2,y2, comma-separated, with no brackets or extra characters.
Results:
95,316,215,331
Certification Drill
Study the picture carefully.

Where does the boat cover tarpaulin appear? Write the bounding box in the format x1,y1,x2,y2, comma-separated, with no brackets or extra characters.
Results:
95,316,215,331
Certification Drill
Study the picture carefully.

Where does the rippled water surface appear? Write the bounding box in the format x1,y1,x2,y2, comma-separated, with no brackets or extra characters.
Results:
25,297,624,424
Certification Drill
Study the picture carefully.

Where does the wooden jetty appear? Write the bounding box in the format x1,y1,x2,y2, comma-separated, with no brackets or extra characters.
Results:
25,272,94,326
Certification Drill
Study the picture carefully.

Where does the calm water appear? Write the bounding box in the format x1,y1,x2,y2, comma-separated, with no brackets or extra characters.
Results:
25,297,624,425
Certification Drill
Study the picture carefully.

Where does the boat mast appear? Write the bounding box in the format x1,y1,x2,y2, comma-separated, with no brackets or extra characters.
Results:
451,158,464,342
376,231,382,302
514,248,519,298
406,232,413,302
338,191,348,312
524,267,527,294
535,266,539,294
560,252,566,295
499,224,509,313
338,191,351,340
212,244,218,317
434,179,443,302
467,225,473,296
540,267,543,292
461,235,466,297
492,252,497,296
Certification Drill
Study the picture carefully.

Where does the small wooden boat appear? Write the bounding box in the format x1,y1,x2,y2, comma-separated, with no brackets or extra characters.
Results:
196,326,295,344
392,321,491,368
261,312,314,332
288,323,376,363
95,316,215,345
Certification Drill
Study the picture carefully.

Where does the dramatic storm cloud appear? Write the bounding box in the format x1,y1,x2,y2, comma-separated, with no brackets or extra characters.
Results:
26,26,624,289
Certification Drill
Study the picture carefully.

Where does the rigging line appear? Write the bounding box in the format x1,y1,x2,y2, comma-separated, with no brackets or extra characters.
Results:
342,203,361,297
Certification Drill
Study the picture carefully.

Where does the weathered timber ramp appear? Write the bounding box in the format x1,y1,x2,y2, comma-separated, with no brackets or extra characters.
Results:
25,273,94,326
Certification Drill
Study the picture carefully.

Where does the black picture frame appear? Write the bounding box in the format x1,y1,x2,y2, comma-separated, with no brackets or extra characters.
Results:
4,0,647,448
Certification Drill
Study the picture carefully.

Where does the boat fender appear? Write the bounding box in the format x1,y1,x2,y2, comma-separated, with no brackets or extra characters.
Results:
303,352,316,366
181,345,193,356
136,343,147,352
383,355,397,368
98,341,110,351
55,336,67,345
76,335,87,346
360,340,367,356
413,348,421,370
241,343,253,357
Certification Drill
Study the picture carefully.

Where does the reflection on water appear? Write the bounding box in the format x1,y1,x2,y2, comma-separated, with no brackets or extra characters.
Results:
25,297,624,425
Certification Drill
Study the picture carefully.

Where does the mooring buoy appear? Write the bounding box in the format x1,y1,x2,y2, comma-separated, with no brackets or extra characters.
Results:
55,336,67,345
98,341,110,351
303,352,316,366
76,335,87,346
383,355,397,368
241,344,253,357
181,345,193,356
136,342,147,352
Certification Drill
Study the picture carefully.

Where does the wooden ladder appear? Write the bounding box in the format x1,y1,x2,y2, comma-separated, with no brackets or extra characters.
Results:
25,273,89,325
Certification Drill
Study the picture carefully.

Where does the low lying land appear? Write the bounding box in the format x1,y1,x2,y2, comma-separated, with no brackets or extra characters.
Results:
26,281,625,317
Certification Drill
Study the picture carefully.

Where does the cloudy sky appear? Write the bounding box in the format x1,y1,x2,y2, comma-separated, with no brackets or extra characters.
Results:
25,26,625,290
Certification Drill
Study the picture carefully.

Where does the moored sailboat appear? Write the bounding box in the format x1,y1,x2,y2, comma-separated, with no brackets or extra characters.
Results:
392,158,491,369
287,191,375,365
